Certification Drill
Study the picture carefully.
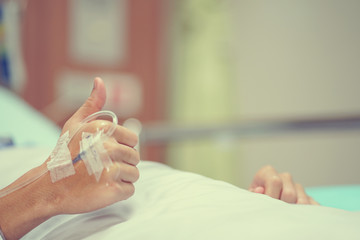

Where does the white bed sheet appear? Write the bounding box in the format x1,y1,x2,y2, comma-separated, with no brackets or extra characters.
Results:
0,147,359,240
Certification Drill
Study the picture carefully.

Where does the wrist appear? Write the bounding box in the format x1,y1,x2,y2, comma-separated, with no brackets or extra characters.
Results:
0,163,58,240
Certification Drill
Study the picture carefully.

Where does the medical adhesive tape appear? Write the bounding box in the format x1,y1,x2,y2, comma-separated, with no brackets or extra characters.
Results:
46,131,75,182
79,130,113,182
47,110,118,183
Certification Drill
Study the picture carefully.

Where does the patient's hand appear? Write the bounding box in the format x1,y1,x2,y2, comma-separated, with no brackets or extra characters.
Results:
249,165,319,205
0,78,140,240
50,77,140,214
50,121,140,214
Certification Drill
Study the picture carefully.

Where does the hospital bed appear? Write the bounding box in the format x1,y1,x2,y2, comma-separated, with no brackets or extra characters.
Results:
1,86,360,239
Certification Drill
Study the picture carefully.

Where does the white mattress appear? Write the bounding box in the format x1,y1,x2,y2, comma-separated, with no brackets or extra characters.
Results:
0,147,359,240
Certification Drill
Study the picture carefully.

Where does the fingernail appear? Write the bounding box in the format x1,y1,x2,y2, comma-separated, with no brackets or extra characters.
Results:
93,77,99,90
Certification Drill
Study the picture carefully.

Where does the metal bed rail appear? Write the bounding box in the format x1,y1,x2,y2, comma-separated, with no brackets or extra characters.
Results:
140,115,360,145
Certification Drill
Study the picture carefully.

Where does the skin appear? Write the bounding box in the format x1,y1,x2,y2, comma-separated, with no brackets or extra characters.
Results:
0,78,140,239
249,165,319,205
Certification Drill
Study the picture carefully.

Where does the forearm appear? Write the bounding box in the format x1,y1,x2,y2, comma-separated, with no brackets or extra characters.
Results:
0,164,57,240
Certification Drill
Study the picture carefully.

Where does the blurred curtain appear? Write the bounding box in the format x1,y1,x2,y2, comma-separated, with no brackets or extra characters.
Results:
167,0,240,184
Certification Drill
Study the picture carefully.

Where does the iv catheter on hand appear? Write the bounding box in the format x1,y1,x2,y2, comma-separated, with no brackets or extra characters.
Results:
0,110,118,199
71,111,118,164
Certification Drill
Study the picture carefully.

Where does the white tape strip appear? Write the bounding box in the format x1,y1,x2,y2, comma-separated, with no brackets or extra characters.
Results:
47,131,75,183
46,129,112,183
80,130,112,182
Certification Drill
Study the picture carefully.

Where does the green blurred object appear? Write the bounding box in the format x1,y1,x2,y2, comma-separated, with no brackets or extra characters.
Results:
168,0,239,184
307,185,360,211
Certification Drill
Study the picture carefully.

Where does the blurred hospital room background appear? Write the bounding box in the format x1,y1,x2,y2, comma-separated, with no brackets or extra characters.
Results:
1,0,360,188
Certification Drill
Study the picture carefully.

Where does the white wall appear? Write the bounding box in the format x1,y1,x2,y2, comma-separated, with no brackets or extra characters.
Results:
231,0,360,187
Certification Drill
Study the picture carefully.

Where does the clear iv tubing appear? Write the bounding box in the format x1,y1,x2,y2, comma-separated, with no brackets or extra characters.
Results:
0,110,118,199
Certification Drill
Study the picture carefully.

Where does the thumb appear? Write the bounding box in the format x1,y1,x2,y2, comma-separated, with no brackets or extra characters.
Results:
73,77,106,121
64,77,106,130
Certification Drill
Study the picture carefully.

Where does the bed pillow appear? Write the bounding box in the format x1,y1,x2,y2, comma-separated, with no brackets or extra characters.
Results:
0,86,60,147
